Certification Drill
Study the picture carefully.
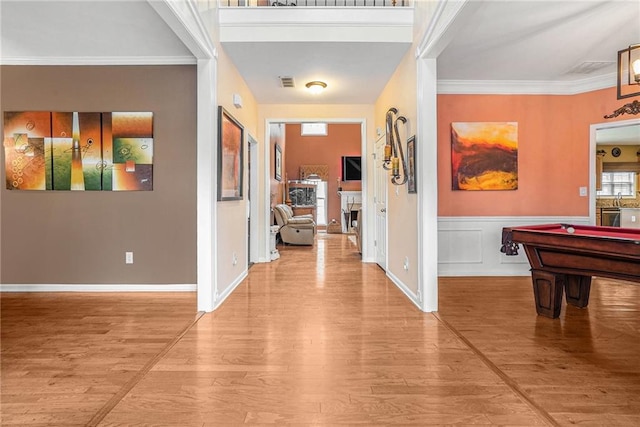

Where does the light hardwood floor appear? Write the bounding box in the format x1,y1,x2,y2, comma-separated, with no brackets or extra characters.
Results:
1,233,639,426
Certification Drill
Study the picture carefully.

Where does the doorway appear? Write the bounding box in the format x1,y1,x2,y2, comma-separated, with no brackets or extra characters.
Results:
263,118,369,260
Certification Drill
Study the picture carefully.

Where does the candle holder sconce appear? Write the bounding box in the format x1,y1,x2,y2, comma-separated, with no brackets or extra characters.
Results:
382,107,409,186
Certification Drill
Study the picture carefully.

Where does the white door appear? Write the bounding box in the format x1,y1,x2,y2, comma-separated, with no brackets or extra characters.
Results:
374,135,388,270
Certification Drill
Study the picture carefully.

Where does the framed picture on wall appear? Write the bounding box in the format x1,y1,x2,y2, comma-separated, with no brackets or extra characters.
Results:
217,106,244,201
407,135,417,194
275,143,282,181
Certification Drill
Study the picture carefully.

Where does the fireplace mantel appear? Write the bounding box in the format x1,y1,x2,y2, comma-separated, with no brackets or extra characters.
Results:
338,191,362,233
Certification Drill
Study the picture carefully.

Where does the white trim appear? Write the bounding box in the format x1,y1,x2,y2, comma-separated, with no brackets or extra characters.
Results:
386,270,421,310
213,271,247,310
148,0,216,60
438,73,616,95
0,284,196,292
0,56,197,66
248,134,260,265
219,7,414,27
589,118,640,224
416,57,439,313
438,215,592,223
196,58,218,313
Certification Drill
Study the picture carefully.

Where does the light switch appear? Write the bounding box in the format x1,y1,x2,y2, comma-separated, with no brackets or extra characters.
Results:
579,187,587,197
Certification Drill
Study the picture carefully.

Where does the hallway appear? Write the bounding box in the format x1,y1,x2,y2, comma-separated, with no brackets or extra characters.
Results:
2,233,639,425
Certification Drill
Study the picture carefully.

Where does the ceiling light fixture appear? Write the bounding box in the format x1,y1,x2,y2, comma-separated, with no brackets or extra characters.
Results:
305,81,327,95
607,44,640,119
616,44,640,99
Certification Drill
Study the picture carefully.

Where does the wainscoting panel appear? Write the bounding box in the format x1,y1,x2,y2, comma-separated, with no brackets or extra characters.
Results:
437,216,591,276
438,229,483,264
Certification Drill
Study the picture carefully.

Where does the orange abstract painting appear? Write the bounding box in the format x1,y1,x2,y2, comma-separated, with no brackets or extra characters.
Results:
3,111,153,191
451,122,518,191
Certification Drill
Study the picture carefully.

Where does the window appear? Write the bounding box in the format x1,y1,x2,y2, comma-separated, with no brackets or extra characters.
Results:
301,123,327,136
597,171,637,197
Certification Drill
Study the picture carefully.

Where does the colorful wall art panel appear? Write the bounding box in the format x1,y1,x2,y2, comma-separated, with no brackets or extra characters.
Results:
3,111,153,191
451,122,518,191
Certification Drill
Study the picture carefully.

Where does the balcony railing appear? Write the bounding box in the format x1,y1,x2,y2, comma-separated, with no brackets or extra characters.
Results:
220,1,409,7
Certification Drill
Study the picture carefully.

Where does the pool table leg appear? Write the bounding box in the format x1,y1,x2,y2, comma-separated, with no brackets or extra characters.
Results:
531,269,564,318
564,275,591,308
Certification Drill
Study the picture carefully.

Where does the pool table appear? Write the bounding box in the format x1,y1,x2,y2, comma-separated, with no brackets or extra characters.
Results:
501,223,640,318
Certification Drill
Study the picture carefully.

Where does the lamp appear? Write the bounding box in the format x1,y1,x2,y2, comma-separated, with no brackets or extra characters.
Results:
616,44,640,99
607,44,640,118
305,81,327,95
629,45,640,84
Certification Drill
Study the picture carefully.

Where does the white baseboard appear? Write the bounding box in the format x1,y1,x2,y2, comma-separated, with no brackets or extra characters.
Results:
214,270,247,310
387,270,421,310
0,284,197,292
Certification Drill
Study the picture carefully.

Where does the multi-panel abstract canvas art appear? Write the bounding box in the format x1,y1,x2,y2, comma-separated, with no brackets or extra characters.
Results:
3,111,153,191
451,122,518,191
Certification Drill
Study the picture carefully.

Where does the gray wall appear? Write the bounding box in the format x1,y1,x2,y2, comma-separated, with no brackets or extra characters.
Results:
1,65,197,284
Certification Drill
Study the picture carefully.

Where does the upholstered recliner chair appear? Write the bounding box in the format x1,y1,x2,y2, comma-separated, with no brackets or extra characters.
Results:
273,204,316,245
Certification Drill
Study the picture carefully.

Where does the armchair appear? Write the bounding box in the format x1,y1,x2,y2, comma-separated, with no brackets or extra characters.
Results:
273,204,316,245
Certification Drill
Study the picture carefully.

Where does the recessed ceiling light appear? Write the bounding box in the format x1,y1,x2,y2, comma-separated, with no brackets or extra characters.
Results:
305,81,327,94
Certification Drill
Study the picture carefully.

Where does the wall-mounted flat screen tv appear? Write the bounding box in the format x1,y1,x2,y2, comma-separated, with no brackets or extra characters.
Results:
342,156,361,181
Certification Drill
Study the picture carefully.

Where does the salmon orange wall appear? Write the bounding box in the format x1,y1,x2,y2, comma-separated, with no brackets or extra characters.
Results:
437,88,638,216
285,123,361,224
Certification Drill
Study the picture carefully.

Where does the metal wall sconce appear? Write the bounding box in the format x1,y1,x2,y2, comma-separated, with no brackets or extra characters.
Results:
382,107,409,185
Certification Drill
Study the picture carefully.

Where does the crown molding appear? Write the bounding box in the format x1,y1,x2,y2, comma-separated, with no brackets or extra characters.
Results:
438,73,617,95
0,56,197,66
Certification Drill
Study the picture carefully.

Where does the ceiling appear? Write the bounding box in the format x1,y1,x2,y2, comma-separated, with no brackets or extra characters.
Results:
437,0,640,82
1,1,639,104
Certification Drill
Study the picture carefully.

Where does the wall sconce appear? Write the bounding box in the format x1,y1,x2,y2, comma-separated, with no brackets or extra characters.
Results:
382,107,409,186
305,81,327,95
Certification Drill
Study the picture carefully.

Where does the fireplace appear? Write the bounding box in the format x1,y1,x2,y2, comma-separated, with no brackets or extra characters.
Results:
339,191,362,233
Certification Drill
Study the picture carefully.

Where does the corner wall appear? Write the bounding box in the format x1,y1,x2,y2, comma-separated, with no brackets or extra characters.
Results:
436,88,640,276
0,65,197,286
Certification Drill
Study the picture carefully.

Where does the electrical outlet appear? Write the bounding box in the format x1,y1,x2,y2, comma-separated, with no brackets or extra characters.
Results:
403,256,409,271
232,252,238,266
125,251,133,264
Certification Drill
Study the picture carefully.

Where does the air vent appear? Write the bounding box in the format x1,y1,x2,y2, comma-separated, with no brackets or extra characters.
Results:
566,61,615,75
279,76,295,88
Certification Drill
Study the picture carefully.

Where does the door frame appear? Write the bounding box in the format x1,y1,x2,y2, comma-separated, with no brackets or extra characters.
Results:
248,134,259,264
589,117,640,225
373,133,388,270
263,117,370,261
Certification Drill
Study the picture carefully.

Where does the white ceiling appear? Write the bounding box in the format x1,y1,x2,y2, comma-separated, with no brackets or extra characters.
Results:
0,0,193,63
437,0,640,82
1,0,639,103
220,41,411,104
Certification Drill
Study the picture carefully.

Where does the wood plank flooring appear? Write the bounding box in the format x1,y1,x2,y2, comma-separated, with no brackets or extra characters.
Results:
2,233,639,425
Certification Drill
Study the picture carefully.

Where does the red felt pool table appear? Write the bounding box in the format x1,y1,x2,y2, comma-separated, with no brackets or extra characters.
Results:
501,223,640,318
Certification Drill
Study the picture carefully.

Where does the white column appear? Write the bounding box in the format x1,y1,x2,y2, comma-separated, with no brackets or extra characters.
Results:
197,58,218,312
416,57,438,313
